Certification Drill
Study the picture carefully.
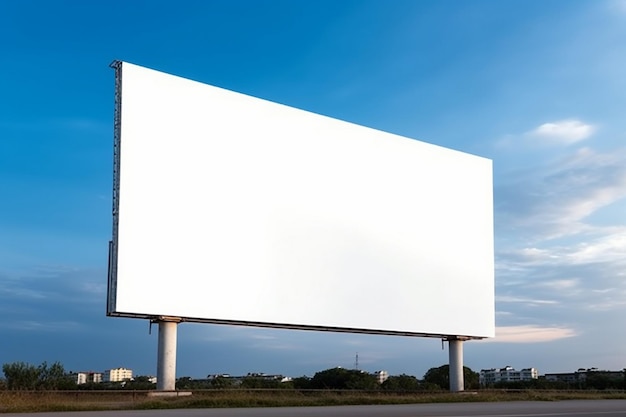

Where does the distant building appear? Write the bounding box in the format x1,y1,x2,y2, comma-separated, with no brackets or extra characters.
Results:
373,370,389,384
207,373,291,384
104,367,133,382
545,368,624,385
544,371,585,384
246,372,291,382
479,366,538,386
72,371,103,385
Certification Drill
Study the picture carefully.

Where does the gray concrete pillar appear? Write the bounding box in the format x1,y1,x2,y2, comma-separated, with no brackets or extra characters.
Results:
448,338,464,392
156,320,178,391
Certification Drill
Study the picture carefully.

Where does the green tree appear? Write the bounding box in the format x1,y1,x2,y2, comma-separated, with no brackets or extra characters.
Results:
210,376,234,389
176,376,193,390
585,371,624,390
381,374,420,391
2,362,40,390
491,379,568,390
76,381,108,390
38,362,75,390
310,367,378,390
292,376,311,389
423,365,479,390
241,376,282,389
175,376,212,390
2,361,75,390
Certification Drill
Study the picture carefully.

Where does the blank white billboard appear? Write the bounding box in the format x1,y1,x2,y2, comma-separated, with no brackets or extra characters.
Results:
108,61,494,339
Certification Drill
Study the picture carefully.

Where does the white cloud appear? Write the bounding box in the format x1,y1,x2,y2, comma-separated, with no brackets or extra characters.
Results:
494,219,626,321
496,295,559,306
0,265,109,308
533,279,580,291
496,147,626,240
499,227,626,269
584,296,626,311
482,325,578,343
528,119,595,145
566,229,626,264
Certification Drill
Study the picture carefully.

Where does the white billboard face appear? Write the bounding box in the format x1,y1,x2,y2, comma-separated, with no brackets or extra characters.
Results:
108,61,494,339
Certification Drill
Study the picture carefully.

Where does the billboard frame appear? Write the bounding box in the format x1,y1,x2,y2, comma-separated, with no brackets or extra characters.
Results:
107,60,494,340
107,60,495,390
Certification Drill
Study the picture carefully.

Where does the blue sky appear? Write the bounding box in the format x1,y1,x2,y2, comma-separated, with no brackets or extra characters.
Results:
1,0,626,379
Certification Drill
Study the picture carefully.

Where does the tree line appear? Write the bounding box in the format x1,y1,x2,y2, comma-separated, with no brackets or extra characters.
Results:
0,362,471,391
1,362,76,390
2,361,624,391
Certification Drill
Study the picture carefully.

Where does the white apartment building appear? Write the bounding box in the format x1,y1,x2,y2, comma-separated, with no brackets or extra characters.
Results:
479,366,538,386
373,370,389,384
73,371,103,384
103,367,133,382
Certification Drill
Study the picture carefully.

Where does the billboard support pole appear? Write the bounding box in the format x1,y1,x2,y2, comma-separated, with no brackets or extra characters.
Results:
156,317,181,391
448,337,466,392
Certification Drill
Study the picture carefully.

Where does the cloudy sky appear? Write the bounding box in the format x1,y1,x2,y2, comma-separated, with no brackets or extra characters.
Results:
1,0,625,380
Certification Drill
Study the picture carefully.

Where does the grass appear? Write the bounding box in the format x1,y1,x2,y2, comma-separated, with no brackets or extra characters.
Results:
1,389,626,413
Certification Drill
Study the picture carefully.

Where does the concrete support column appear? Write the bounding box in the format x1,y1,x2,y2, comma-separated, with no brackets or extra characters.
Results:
156,319,179,391
448,337,464,392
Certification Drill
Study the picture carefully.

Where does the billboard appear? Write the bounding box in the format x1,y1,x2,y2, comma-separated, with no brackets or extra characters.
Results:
108,61,494,339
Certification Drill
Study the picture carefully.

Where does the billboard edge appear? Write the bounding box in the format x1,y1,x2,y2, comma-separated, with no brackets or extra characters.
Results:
106,60,123,316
